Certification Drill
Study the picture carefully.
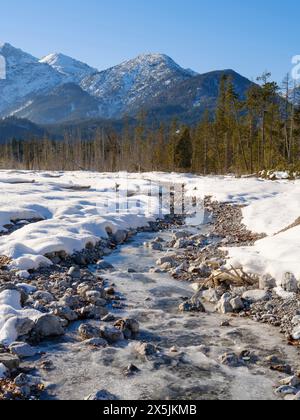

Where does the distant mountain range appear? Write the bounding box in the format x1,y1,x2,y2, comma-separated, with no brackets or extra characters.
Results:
0,42,255,140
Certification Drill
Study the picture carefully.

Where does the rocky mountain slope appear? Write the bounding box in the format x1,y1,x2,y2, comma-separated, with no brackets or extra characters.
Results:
0,43,255,126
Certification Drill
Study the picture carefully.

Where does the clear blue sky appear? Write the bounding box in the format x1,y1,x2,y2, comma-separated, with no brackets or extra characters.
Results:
1,0,299,83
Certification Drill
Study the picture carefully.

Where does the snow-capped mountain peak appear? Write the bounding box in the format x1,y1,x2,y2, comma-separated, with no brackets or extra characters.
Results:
80,52,195,118
0,42,38,65
40,52,97,83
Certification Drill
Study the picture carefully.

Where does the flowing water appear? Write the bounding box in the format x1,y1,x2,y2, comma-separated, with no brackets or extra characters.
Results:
34,225,299,401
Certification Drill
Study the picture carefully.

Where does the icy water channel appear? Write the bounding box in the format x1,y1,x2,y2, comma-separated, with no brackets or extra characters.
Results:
34,224,299,401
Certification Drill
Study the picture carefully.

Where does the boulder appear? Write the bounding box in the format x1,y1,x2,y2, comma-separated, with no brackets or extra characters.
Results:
34,314,65,338
242,289,270,303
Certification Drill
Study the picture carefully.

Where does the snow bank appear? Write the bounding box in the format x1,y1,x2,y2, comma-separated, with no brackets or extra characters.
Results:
0,289,41,346
228,225,300,281
142,172,300,282
0,171,156,271
0,170,299,283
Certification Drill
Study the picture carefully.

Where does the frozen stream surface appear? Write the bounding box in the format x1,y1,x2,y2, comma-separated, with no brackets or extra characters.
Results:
34,226,299,401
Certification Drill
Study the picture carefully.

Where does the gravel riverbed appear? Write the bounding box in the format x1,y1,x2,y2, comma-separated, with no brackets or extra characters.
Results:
0,205,300,401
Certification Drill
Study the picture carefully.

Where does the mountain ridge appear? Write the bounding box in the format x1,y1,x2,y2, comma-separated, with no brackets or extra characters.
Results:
0,43,255,126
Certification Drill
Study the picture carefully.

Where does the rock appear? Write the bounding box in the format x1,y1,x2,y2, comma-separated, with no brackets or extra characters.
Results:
14,373,41,387
242,289,270,303
96,261,115,271
134,342,157,357
154,237,164,243
85,390,119,400
292,316,300,326
293,392,300,400
216,293,233,314
148,242,163,251
219,352,243,367
33,291,55,303
15,317,35,336
104,287,115,296
114,318,140,339
85,291,106,306
0,363,8,378
230,297,244,311
100,326,124,343
201,288,220,304
34,314,65,338
291,327,300,341
78,324,101,340
9,342,37,359
190,295,206,312
53,306,78,322
275,386,297,396
259,274,276,290
102,313,116,322
60,294,81,309
113,230,128,244
0,353,20,370
171,262,188,275
280,375,300,387
281,273,298,293
160,262,173,270
123,364,140,377
78,304,108,320
173,231,192,240
173,239,191,249
220,320,231,327
83,338,108,348
156,255,176,267
68,266,81,279
179,296,206,313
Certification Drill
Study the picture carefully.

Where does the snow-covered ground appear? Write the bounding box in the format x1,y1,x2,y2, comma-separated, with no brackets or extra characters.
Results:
0,170,299,284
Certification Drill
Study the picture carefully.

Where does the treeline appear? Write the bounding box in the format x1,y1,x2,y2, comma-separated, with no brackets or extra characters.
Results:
0,72,299,174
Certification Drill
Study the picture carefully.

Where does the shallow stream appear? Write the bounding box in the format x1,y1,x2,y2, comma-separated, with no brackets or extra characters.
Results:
35,225,298,400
